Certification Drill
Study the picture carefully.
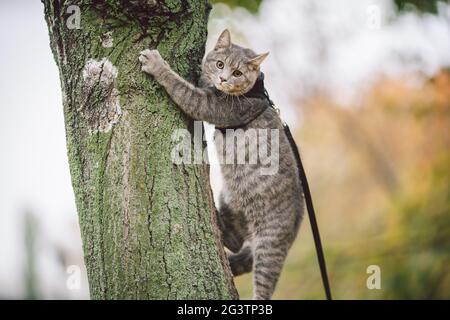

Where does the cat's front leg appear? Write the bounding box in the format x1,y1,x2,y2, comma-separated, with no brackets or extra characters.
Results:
139,49,267,127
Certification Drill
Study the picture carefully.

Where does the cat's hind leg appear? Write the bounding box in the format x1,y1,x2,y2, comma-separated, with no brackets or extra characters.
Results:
252,229,294,300
228,244,253,276
217,196,246,253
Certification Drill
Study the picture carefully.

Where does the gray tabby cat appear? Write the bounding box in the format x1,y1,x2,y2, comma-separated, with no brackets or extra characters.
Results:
139,29,304,300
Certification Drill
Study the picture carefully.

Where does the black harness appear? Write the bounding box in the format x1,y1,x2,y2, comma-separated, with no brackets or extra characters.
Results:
217,73,332,300
213,73,271,133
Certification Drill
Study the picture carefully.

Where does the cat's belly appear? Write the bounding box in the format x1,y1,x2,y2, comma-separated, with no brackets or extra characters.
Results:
220,160,303,222
214,121,304,231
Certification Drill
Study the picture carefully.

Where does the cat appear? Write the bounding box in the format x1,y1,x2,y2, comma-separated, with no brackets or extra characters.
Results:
139,29,304,300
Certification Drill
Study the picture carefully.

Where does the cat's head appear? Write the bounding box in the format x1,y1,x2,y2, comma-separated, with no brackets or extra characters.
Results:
203,29,269,96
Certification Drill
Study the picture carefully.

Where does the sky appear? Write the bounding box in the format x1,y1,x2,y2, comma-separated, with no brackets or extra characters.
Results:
0,1,86,298
0,0,449,298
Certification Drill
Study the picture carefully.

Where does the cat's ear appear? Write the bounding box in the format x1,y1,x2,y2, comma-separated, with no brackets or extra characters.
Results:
214,29,231,50
248,52,269,69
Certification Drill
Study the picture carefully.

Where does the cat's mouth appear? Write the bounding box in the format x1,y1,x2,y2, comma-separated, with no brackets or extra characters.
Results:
215,83,248,96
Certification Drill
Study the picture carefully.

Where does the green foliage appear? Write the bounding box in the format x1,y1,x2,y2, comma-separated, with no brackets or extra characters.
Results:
24,212,39,300
210,0,263,13
395,0,449,14
212,0,450,14
381,154,450,299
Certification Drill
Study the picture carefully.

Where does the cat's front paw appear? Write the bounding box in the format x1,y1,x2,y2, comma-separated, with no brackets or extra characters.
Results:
139,49,167,76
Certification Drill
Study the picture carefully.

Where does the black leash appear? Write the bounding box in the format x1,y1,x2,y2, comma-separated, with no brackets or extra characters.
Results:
263,86,332,300
283,122,333,300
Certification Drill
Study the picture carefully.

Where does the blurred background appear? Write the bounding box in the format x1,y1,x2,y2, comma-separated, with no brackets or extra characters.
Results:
0,0,449,299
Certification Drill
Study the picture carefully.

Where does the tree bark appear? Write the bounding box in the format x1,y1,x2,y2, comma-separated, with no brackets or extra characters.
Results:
43,0,237,299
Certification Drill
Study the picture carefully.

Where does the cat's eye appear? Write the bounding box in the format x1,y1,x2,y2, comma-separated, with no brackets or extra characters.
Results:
233,70,242,77
216,61,224,69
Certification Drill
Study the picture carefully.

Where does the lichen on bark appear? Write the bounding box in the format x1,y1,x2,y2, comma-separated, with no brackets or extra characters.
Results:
43,0,237,299
80,57,121,133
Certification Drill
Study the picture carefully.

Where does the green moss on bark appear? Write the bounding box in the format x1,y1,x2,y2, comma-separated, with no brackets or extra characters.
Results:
43,0,237,299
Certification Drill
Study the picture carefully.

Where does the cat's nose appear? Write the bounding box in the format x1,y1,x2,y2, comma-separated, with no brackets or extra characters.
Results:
219,76,227,83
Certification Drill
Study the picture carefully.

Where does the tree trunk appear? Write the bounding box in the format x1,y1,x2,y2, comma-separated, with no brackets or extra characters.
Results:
43,0,237,299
